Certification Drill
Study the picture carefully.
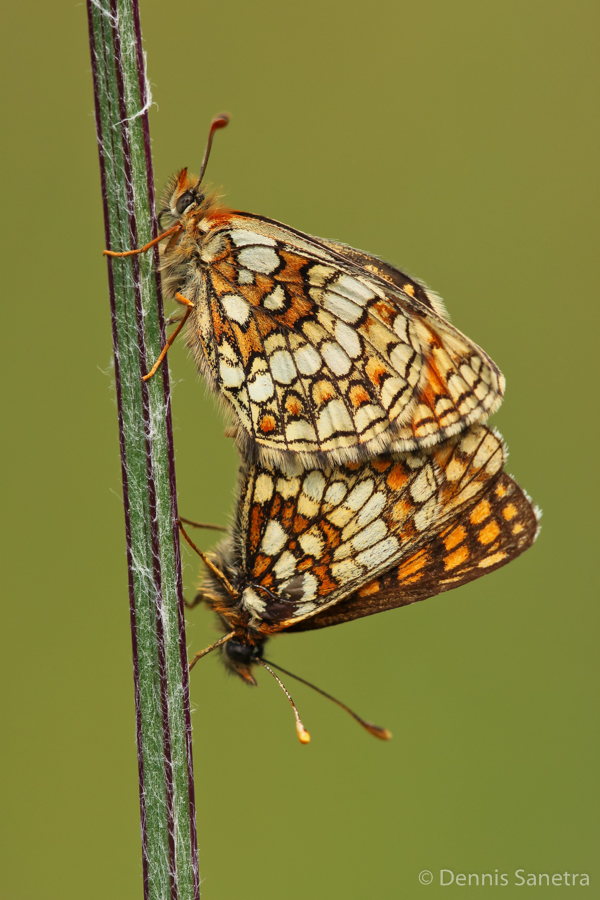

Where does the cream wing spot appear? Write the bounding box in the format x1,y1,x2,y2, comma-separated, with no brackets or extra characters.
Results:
303,470,326,502
238,245,280,274
297,492,320,518
334,321,362,358
460,428,484,455
435,396,454,416
295,344,322,376
430,347,455,379
410,465,437,503
414,496,441,532
294,601,318,616
220,293,251,326
380,377,408,411
273,551,297,582
317,400,354,439
263,284,286,311
480,365,493,386
298,529,325,559
356,491,386,527
415,414,438,437
286,420,317,442
393,314,409,343
254,473,274,504
276,475,301,499
264,333,286,353
472,431,501,469
248,371,275,402
238,269,254,285
355,404,387,433
325,481,347,506
458,394,480,414
447,373,471,399
260,520,287,556
446,456,468,482
351,519,388,552
322,292,363,324
345,479,375,511
330,558,364,583
326,505,356,528
308,264,336,287
474,381,490,401
390,343,416,374
461,480,492,503
302,319,328,345
322,342,352,376
270,350,296,384
356,535,399,568
230,230,277,247
333,540,353,561
219,361,244,389
333,275,376,305
460,364,478,387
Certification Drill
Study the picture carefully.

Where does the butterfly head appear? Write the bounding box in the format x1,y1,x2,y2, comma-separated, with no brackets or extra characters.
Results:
160,169,204,223
221,633,266,686
158,114,229,229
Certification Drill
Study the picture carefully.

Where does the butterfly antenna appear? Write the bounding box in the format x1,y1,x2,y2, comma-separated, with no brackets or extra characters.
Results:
179,516,227,533
189,631,236,672
262,658,392,741
257,659,311,745
195,113,230,188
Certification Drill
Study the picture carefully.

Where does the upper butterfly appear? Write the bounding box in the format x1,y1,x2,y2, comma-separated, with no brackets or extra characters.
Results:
107,116,505,468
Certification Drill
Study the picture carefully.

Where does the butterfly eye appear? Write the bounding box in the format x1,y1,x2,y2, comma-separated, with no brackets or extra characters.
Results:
175,191,196,215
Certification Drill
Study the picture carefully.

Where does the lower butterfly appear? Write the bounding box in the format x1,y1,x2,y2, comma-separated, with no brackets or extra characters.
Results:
185,424,539,742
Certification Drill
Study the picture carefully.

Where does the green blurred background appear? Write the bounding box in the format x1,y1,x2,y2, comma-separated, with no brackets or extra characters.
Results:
2,1,598,896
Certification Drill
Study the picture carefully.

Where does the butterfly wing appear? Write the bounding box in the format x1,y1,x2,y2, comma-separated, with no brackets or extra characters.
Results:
286,471,539,632
311,234,450,320
224,425,524,632
181,212,504,466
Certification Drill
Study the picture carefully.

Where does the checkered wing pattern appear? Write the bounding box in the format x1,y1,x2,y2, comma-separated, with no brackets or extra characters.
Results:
286,471,538,631
210,424,536,632
166,198,504,467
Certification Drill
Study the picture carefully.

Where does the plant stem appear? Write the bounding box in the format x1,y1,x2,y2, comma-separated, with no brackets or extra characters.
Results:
86,2,199,897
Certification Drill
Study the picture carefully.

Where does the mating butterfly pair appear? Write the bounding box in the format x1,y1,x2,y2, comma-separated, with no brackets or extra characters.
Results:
106,116,538,741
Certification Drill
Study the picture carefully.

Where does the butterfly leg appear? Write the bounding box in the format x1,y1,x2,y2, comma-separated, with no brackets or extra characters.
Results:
179,515,227,606
189,632,236,671
178,518,239,599
184,592,203,610
142,293,194,382
102,223,181,257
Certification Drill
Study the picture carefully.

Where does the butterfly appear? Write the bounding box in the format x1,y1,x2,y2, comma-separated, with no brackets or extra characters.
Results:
106,116,505,469
184,423,539,741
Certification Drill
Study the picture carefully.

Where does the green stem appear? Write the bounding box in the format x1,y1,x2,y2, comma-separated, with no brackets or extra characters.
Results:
86,2,199,897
